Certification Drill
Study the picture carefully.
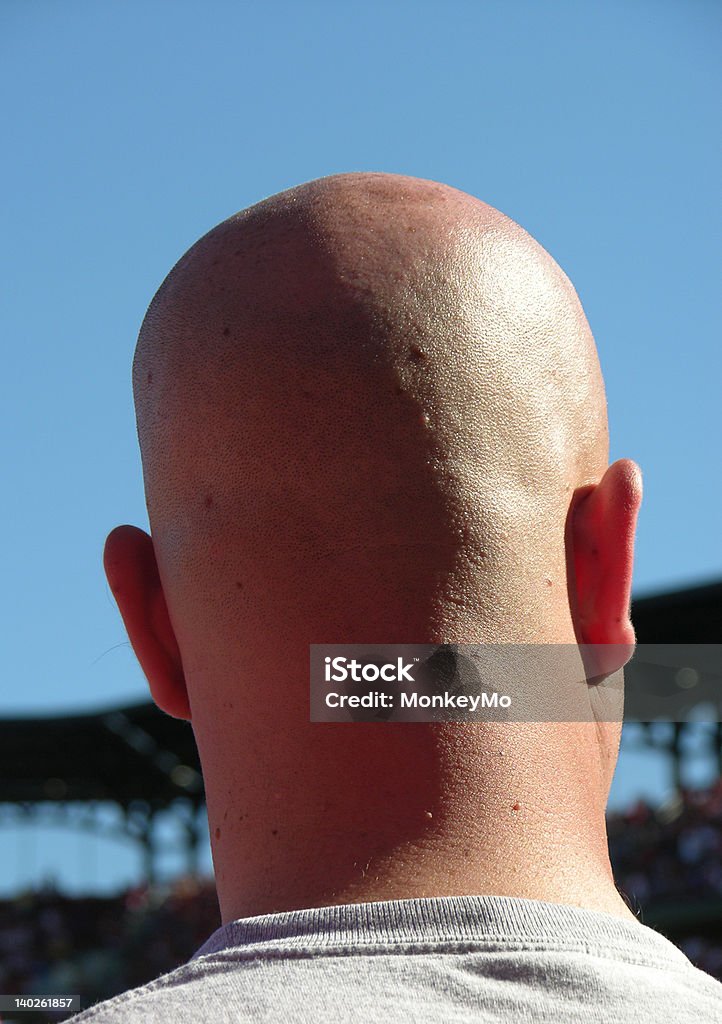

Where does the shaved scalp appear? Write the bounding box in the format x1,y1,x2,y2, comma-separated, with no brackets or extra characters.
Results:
134,173,608,689
120,173,644,922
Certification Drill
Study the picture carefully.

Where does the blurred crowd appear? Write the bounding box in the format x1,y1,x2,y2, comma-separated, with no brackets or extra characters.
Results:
0,876,221,1021
0,782,721,1020
608,778,722,977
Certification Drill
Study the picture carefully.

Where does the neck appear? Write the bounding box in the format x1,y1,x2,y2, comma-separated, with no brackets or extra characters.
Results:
200,719,635,925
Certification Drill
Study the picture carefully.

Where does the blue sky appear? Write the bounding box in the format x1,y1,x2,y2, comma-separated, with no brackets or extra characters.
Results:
2,1,720,894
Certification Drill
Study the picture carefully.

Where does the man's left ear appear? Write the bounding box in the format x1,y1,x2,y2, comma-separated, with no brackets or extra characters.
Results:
568,459,643,679
103,525,191,720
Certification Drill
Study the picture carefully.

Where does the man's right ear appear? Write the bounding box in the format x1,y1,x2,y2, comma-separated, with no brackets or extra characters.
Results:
103,525,191,721
567,459,643,680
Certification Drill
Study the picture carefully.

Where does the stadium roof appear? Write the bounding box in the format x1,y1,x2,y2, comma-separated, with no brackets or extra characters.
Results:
1,579,720,810
631,578,722,643
0,700,203,808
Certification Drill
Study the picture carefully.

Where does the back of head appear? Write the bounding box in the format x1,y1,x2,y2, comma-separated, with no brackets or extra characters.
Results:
134,172,608,685
112,172,641,922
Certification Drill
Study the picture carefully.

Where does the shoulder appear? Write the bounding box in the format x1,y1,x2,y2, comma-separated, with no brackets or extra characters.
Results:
65,954,256,1024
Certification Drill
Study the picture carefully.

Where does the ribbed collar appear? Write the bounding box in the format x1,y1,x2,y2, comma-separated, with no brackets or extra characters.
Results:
192,894,688,968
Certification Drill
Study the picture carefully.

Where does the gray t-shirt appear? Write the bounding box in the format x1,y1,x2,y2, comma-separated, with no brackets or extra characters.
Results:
67,894,722,1022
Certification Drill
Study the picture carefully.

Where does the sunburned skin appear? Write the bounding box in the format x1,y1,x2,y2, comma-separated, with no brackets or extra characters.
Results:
103,172,642,924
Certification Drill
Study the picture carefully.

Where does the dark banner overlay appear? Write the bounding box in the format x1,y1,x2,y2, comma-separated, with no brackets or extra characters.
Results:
309,644,722,723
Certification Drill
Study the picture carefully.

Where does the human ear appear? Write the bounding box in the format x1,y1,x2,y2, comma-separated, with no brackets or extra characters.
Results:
568,459,643,679
103,525,191,720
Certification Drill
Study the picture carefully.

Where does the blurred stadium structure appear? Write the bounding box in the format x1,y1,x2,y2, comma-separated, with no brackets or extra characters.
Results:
0,579,720,1019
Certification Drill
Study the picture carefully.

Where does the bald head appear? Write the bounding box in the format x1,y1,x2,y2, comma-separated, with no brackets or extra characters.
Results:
133,173,608,674
107,172,642,921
